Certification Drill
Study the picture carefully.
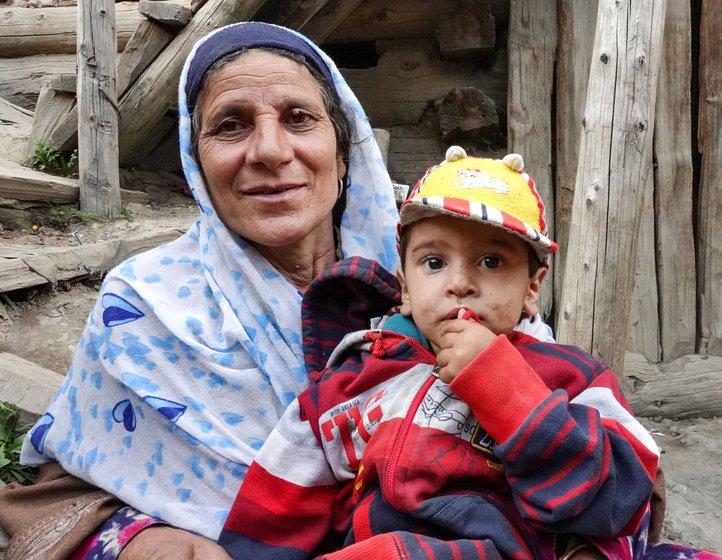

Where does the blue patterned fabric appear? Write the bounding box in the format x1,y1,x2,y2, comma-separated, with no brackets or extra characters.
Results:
20,22,400,540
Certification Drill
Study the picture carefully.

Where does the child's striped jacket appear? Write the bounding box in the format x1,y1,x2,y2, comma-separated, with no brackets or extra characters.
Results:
219,257,659,560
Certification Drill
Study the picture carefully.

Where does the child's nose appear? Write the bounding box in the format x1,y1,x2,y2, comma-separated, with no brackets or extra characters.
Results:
447,267,478,298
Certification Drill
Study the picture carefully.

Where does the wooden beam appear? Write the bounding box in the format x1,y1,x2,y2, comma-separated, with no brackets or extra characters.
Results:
557,0,667,373
0,353,65,422
653,0,695,361
299,0,365,43
622,352,722,419
507,0,557,320
0,54,77,110
138,0,192,27
117,0,269,167
697,0,722,356
77,0,121,218
269,0,333,31
0,3,143,58
25,84,77,159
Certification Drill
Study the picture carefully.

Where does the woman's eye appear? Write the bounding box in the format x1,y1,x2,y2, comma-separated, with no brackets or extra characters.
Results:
286,109,316,127
421,256,445,271
480,256,501,269
215,119,250,137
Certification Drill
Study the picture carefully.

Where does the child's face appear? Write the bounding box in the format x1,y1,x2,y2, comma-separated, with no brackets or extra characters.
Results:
397,216,546,350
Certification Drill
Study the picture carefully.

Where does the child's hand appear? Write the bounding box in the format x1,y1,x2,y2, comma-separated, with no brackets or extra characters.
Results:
435,309,496,383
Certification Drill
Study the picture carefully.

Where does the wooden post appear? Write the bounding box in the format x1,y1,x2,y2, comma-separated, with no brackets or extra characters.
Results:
554,0,598,320
556,0,667,374
507,0,557,320
697,0,722,356
77,0,121,219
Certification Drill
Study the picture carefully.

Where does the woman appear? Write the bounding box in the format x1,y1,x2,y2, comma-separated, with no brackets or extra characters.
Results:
0,22,399,559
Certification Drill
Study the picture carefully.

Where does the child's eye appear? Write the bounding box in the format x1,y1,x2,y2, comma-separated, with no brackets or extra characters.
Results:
480,256,501,269
421,256,445,271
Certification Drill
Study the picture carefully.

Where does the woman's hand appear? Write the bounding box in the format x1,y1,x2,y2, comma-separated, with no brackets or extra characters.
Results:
118,525,233,560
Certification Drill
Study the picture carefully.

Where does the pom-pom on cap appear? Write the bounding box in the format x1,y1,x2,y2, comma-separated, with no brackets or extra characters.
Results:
399,146,557,263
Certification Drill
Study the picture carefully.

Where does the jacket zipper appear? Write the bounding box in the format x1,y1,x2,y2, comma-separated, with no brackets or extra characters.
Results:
381,335,437,509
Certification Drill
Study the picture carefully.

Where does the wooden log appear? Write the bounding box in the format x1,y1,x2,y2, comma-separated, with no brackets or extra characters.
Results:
653,0,695,361
697,0,722,356
0,228,184,293
138,0,191,27
435,1,495,60
0,97,33,164
0,159,148,205
553,0,598,319
507,0,556,320
0,54,77,110
262,0,333,31
25,84,76,159
0,352,65,423
48,73,77,94
117,0,269,167
0,3,143,58
622,352,722,419
340,40,507,129
299,0,364,43
77,0,121,219
557,0,667,374
0,96,33,126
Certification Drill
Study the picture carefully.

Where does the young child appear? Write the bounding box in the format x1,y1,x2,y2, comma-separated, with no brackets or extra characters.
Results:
218,147,660,560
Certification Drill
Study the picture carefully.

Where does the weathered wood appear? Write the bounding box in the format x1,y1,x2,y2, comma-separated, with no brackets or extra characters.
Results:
557,0,667,374
0,352,65,422
0,160,147,205
697,0,722,356
0,96,33,126
654,0,695,361
341,41,507,129
628,165,660,362
622,352,722,419
48,73,77,94
435,1,494,60
436,87,498,145
0,3,143,58
0,97,33,164
326,0,481,43
25,84,76,159
553,0,597,318
0,54,77,110
298,0,364,43
507,0,556,320
0,228,185,293
139,0,191,27
117,0,269,167
77,0,121,218
265,0,333,31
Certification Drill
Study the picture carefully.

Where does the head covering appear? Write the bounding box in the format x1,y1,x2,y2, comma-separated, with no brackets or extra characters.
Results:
399,146,557,263
22,22,399,540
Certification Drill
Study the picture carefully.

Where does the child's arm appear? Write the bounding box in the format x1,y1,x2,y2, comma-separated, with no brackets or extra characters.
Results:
218,398,340,560
446,332,659,538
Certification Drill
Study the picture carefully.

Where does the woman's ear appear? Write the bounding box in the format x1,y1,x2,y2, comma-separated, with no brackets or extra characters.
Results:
397,268,413,317
523,266,547,318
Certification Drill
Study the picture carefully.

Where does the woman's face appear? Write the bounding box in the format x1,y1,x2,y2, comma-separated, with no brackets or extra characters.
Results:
196,50,346,251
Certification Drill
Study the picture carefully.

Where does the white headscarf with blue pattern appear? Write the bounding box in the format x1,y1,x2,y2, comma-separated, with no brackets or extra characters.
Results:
21,23,400,540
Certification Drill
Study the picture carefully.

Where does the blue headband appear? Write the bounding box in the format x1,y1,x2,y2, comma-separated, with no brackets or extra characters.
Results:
185,22,335,113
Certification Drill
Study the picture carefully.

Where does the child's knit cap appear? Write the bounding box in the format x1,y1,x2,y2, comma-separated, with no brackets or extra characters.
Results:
399,146,557,263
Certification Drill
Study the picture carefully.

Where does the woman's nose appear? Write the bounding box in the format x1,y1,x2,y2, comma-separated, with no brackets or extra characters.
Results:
246,119,293,169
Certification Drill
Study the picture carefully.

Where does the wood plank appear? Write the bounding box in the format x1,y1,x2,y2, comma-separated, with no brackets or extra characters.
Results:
622,352,722,419
300,0,365,43
25,84,76,159
0,97,34,127
77,0,121,218
553,0,598,319
340,41,507,129
0,3,143,58
0,352,65,422
507,0,557,320
697,0,722,356
117,0,269,166
654,0,695,361
0,228,185,294
0,54,77,110
627,163,660,362
556,0,667,373
139,0,191,27
268,0,333,31
0,97,34,164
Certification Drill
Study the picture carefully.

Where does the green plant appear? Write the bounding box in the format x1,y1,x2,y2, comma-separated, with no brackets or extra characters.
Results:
25,142,78,178
119,206,134,222
46,206,102,229
0,402,38,485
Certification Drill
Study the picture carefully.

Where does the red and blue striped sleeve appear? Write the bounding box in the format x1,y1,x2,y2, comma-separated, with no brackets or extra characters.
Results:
450,335,659,538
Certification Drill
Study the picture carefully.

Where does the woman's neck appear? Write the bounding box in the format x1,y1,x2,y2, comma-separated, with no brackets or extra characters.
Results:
254,231,338,292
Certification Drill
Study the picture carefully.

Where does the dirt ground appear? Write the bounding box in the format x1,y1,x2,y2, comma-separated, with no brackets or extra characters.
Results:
0,128,719,553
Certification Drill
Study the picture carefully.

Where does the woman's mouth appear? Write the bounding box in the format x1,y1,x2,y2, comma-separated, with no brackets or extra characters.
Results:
244,184,303,199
